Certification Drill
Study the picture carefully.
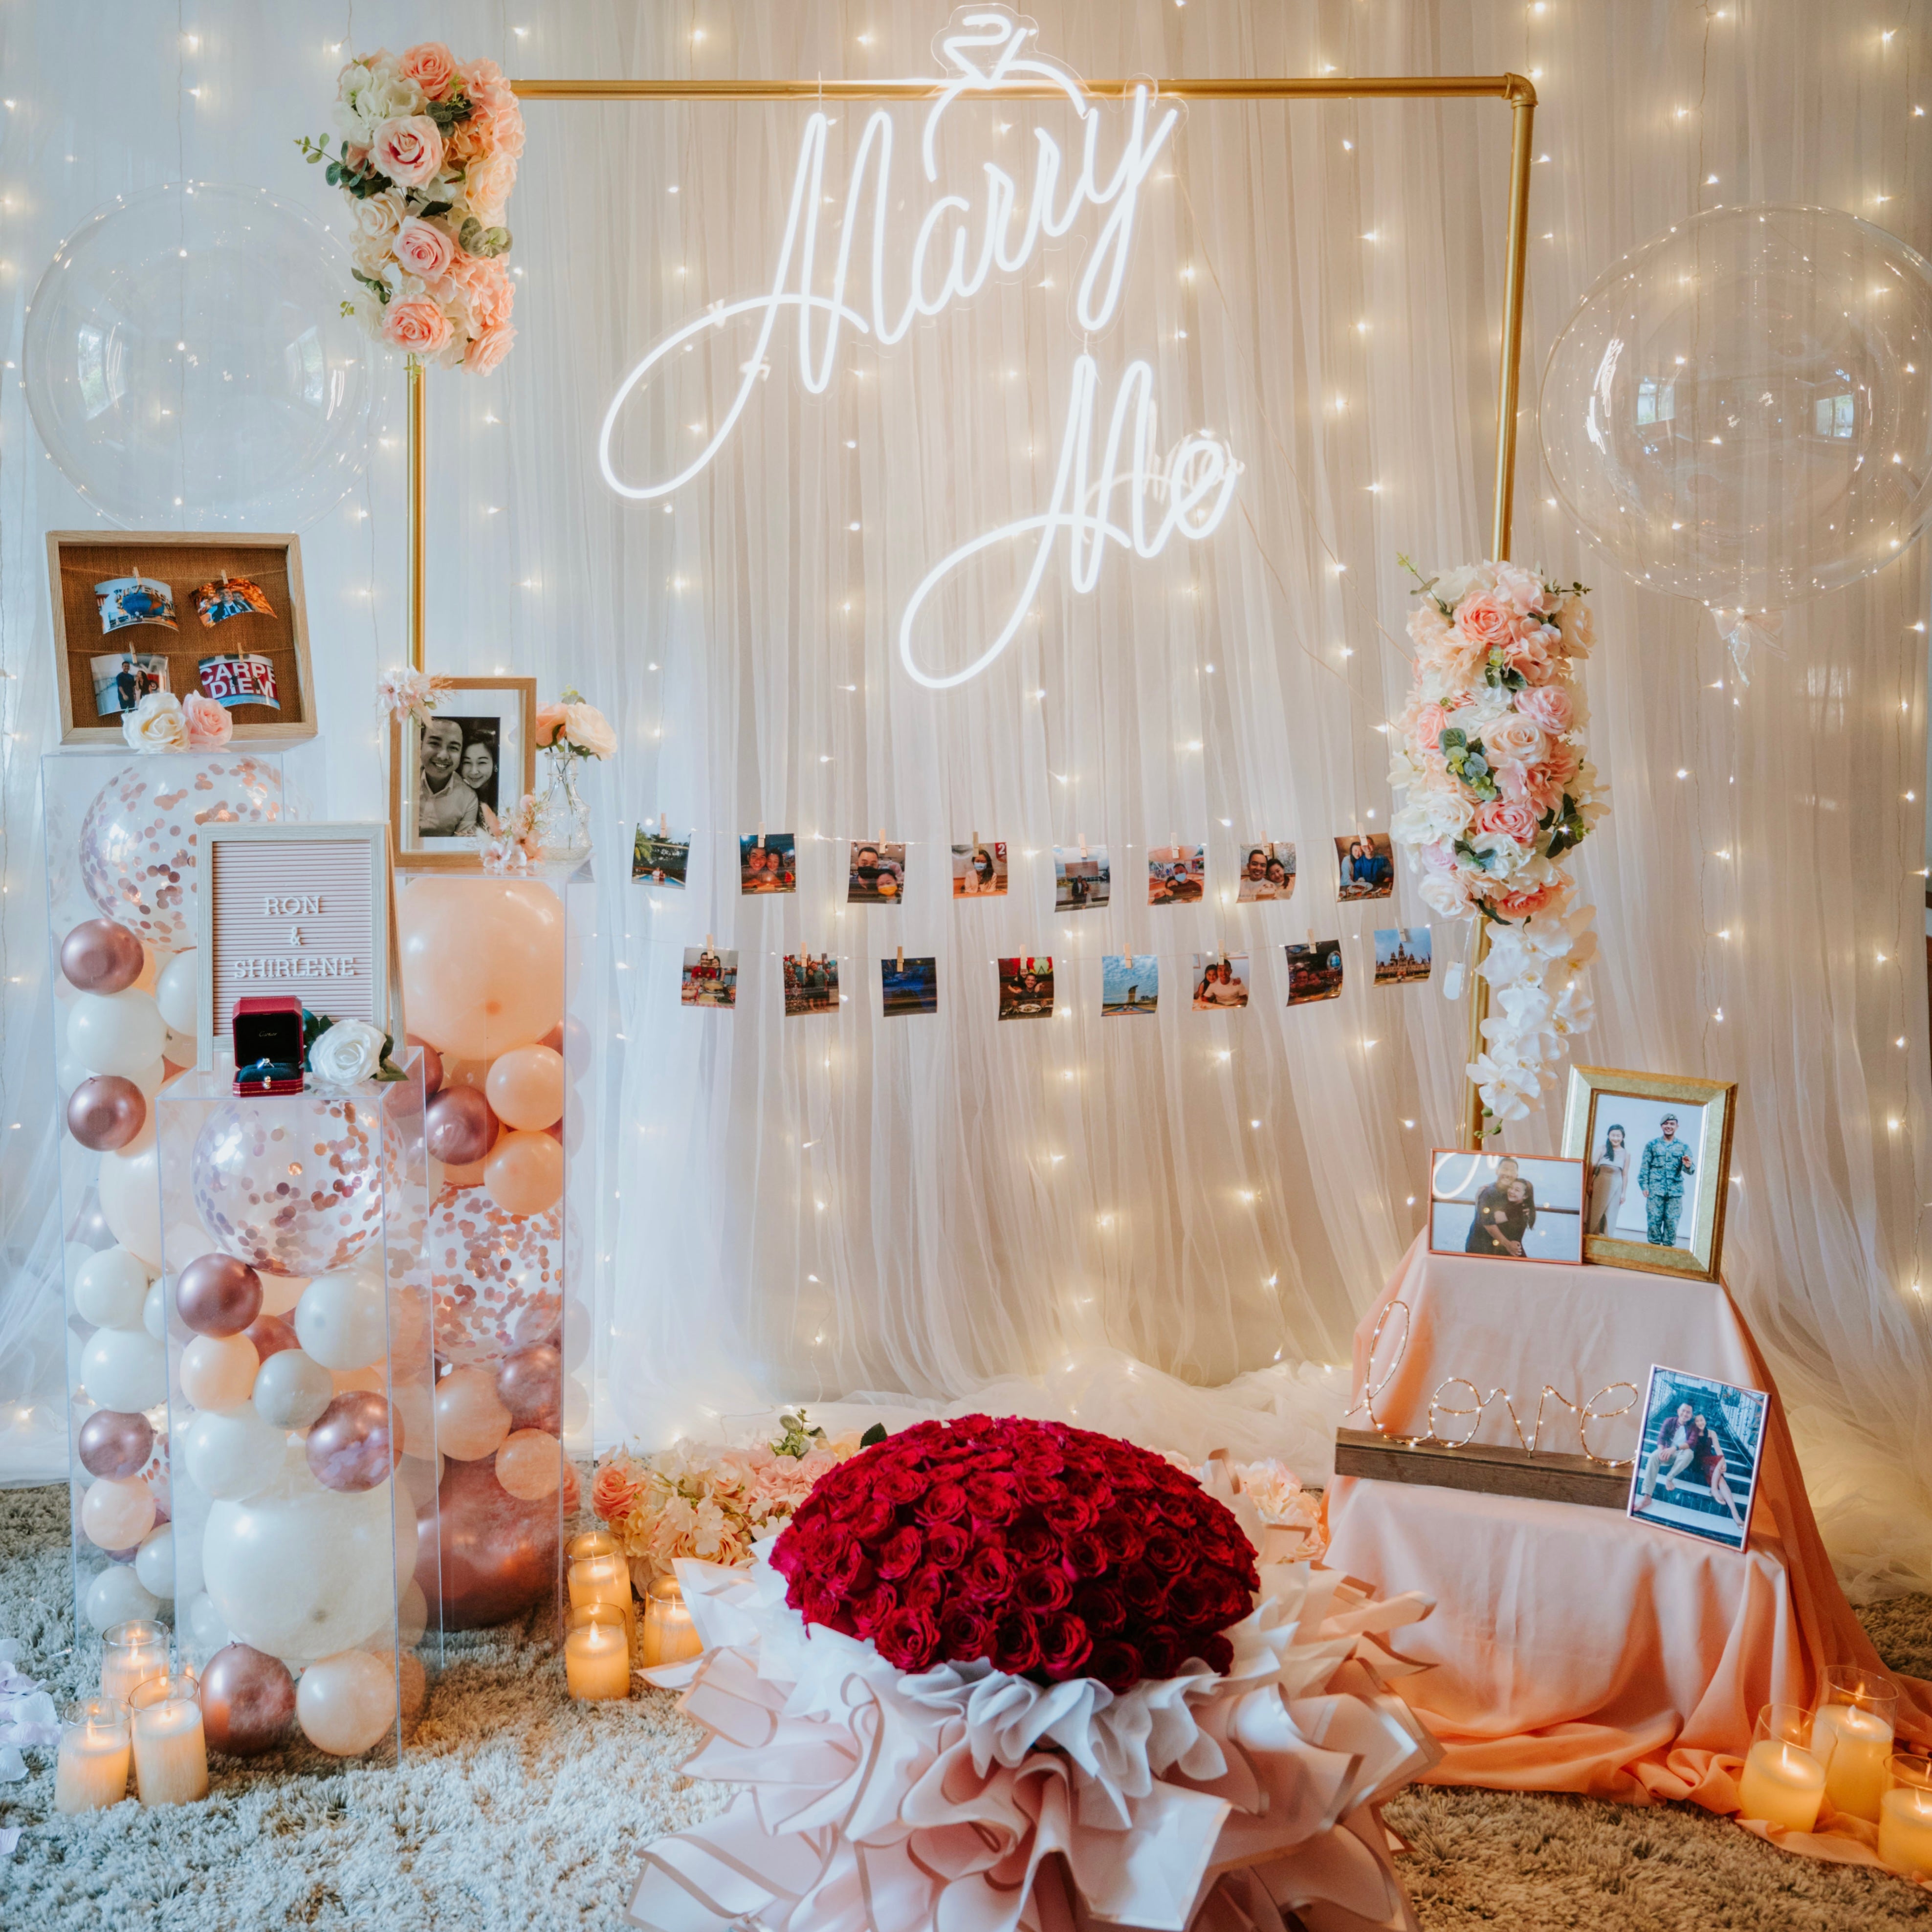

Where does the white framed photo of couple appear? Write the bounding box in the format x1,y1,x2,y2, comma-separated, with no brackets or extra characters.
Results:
1625,1365,1767,1552
1427,1150,1585,1265
1559,1065,1736,1281
389,676,536,871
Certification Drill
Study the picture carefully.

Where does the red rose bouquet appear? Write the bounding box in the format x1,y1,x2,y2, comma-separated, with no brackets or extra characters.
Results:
769,1414,1260,1692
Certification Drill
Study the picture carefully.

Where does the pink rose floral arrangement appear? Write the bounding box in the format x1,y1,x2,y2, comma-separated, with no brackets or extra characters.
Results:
1388,557,1609,1127
770,1414,1261,1691
299,43,523,373
594,1409,867,1589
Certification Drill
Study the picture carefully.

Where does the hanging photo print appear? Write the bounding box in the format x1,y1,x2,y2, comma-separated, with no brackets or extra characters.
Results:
94,575,178,635
1285,940,1344,1004
1102,955,1159,1016
848,840,906,904
681,946,738,1008
633,826,691,887
1626,1365,1767,1553
1191,954,1249,1010
783,953,839,1016
740,833,797,894
190,575,275,627
1374,927,1432,986
1236,841,1296,901
998,957,1054,1019
90,651,169,718
882,955,938,1016
951,841,1007,898
198,653,282,711
1427,1150,1586,1264
630,831,691,888
1335,833,1394,901
1053,846,1110,912
1147,844,1204,904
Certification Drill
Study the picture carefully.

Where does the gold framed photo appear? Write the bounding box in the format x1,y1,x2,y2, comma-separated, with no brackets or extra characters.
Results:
388,676,537,872
1559,1065,1737,1282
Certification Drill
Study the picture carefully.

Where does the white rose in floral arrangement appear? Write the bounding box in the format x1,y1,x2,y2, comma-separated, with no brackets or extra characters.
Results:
122,691,188,753
351,191,403,241
309,1019,389,1086
562,703,616,760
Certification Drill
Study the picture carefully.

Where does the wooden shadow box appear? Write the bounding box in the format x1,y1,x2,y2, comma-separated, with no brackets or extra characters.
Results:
48,530,317,745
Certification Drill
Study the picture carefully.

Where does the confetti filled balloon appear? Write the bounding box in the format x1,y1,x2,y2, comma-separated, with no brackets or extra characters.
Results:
77,1408,154,1481
483,1130,563,1218
416,1453,558,1630
79,756,284,950
61,918,145,993
296,1648,398,1756
176,1253,263,1338
425,1186,565,1367
484,1045,564,1132
66,1074,148,1152
306,1391,404,1493
191,1091,400,1277
200,1643,296,1756
398,878,565,1061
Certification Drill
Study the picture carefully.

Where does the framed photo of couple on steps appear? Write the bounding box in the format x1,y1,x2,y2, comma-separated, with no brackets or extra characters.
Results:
1559,1066,1737,1282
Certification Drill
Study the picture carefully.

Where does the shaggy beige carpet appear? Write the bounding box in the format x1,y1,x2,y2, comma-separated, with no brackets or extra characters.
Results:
2,1482,1930,1930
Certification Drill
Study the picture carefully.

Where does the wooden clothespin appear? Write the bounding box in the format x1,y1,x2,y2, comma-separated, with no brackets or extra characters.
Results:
896,944,904,970
704,932,714,953
757,823,766,849
659,812,668,837
877,826,885,850
1078,834,1088,859
970,828,979,851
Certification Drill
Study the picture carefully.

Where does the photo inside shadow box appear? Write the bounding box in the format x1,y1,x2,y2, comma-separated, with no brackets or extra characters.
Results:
1428,1149,1586,1265
1559,1065,1736,1281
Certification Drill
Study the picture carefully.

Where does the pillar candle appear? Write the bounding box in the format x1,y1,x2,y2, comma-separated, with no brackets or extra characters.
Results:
130,1675,208,1807
1736,1738,1826,1833
1880,1781,1932,1878
640,1577,703,1669
564,1615,631,1701
568,1554,634,1631
100,1618,170,1709
53,1699,130,1814
1810,1702,1894,1822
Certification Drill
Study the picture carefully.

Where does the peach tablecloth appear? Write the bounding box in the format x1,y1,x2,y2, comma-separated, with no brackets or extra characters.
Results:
1323,1235,1932,1814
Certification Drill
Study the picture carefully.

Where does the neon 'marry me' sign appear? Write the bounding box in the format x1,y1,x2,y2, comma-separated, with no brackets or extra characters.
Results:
597,7,1241,688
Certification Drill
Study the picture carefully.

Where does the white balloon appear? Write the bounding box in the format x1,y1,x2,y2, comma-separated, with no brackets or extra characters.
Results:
126,1056,168,1102
67,988,167,1079
142,1277,167,1341
202,1480,402,1666
78,1325,167,1412
183,1403,281,1502
561,1374,590,1437
252,1349,333,1430
57,1045,92,1092
84,1562,160,1632
184,1589,230,1657
73,1245,151,1330
295,1269,388,1372
98,1137,164,1268
134,1523,175,1598
257,1270,306,1317
156,950,199,1035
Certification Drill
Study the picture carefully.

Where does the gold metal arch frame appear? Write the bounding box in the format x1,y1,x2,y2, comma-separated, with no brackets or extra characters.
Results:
405,70,1537,1150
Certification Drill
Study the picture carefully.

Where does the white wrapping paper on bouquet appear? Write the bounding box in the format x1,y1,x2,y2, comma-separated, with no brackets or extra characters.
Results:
628,1524,1440,1932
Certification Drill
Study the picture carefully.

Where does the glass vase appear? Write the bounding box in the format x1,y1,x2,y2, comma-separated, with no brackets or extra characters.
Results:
536,752,592,861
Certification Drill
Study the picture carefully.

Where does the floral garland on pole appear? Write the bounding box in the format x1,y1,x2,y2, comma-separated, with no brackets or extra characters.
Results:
298,43,523,373
1388,558,1609,1129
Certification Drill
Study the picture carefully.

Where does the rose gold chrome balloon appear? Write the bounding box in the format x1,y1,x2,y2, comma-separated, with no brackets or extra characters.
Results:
66,1075,148,1152
175,1253,263,1338
305,1391,404,1493
60,918,145,993
200,1643,296,1757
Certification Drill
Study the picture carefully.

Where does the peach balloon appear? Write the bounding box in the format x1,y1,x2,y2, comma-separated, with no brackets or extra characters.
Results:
485,1046,565,1132
434,1366,511,1461
440,1058,490,1095
330,1365,385,1396
439,1157,489,1189
257,1271,307,1318
494,1429,563,1502
484,1131,564,1218
295,1649,398,1757
180,1332,259,1412
81,1474,156,1551
397,879,564,1061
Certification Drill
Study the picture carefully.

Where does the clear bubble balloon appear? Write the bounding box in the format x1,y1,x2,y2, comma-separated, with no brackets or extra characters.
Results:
425,1186,565,1366
1541,204,1932,622
24,181,375,530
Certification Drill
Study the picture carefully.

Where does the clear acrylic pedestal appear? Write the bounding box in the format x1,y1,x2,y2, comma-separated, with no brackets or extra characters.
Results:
156,1056,438,1765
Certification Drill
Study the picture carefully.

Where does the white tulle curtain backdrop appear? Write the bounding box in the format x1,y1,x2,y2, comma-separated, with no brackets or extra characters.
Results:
4,2,1932,1594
